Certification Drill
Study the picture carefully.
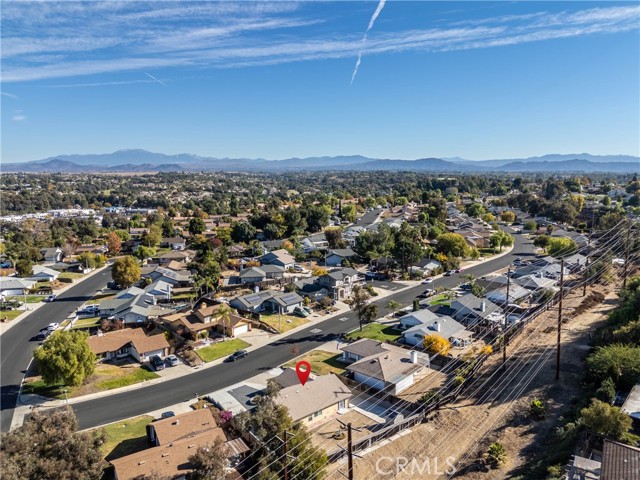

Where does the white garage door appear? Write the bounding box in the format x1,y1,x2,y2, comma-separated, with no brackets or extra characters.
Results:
234,324,249,336
145,349,165,358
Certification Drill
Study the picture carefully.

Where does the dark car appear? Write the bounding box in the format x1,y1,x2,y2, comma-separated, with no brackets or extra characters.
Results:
160,411,175,418
149,355,165,371
226,350,249,362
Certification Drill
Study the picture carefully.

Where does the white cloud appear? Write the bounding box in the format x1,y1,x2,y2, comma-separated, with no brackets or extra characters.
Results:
12,114,26,121
1,3,638,83
1,91,20,99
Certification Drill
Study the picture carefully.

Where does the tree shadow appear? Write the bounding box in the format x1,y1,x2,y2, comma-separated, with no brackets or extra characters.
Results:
104,436,151,462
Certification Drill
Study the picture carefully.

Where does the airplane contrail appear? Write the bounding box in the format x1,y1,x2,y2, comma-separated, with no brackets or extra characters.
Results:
144,72,168,87
351,0,387,84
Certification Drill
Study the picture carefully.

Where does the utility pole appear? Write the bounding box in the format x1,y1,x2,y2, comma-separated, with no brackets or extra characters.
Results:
556,257,564,380
623,219,631,290
337,421,361,480
503,268,510,370
283,431,289,480
583,256,589,297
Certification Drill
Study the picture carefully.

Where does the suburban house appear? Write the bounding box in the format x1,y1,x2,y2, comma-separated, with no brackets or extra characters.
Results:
87,328,170,362
274,374,352,425
316,268,363,300
99,292,174,325
450,294,503,327
343,341,430,395
160,237,186,250
155,249,194,265
339,338,389,364
28,265,60,282
144,279,173,299
259,249,295,269
143,266,193,287
485,284,531,305
402,316,472,348
273,367,317,389
229,290,303,315
238,265,285,284
40,247,63,263
398,309,440,330
111,409,249,480
412,257,442,276
568,439,640,480
0,277,36,296
161,302,253,338
293,277,331,301
621,383,640,428
325,248,357,267
514,274,557,291
301,233,328,253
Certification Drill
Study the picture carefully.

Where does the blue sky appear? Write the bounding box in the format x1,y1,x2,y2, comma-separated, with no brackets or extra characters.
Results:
1,1,639,163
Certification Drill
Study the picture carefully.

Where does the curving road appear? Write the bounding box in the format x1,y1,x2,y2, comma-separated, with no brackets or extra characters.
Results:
69,231,534,430
0,266,113,432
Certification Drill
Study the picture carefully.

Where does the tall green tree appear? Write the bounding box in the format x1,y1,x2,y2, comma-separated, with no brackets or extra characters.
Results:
112,255,141,287
580,399,632,441
436,233,469,258
188,217,206,236
0,410,106,480
33,330,95,387
187,439,230,480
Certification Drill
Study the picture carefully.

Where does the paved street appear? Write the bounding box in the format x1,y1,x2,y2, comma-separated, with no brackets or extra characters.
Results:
0,266,112,432
70,231,533,430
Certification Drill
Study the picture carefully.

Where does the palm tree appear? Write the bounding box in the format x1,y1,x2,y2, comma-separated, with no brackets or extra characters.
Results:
217,304,234,341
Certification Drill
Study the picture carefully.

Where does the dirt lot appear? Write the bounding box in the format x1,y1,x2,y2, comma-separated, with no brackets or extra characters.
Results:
326,283,618,480
310,409,384,454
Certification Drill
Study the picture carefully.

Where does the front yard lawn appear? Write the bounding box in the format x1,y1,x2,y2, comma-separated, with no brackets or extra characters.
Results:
429,293,452,306
7,295,45,303
72,316,101,329
347,322,401,342
22,364,160,399
284,350,345,375
0,310,25,322
196,339,251,362
58,271,85,280
100,415,154,460
260,312,308,333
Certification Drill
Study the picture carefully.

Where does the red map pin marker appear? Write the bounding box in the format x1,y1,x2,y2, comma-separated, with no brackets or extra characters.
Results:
295,360,311,386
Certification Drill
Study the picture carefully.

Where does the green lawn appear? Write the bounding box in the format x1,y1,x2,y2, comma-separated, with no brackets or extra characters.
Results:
7,295,45,303
429,293,452,306
284,350,345,375
100,415,154,460
196,339,251,362
0,310,25,321
21,380,67,399
59,272,85,280
347,322,401,342
72,316,101,329
260,312,308,333
96,367,159,390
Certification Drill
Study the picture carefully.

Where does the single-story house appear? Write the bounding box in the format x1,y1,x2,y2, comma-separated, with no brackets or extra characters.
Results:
144,266,193,287
274,374,352,425
485,284,531,305
402,316,472,347
0,277,36,296
40,247,63,263
345,345,429,395
339,338,388,364
229,290,303,315
28,265,59,282
160,237,186,250
144,279,173,299
238,265,284,284
87,328,170,362
514,274,557,290
398,309,440,330
259,249,295,269
325,248,357,267
111,408,248,480
155,249,194,265
99,292,173,325
450,294,503,327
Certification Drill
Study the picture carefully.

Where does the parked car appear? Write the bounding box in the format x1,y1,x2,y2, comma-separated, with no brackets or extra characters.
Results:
160,411,175,418
35,328,50,341
293,264,305,272
294,306,312,318
421,278,434,285
226,350,249,362
44,294,57,302
444,270,454,277
149,355,165,371
165,355,180,367
0,261,12,268
417,288,436,298
47,323,59,331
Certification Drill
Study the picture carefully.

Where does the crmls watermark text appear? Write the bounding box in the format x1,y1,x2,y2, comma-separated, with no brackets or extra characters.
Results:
375,456,457,477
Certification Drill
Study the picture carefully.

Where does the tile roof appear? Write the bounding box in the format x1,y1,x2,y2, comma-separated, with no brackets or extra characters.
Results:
87,328,169,355
601,440,640,480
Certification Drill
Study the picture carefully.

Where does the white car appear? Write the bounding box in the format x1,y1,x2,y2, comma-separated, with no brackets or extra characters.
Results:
421,278,434,284
44,294,57,302
47,323,59,331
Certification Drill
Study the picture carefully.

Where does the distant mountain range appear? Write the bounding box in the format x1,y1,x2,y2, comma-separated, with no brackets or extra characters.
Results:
2,149,638,173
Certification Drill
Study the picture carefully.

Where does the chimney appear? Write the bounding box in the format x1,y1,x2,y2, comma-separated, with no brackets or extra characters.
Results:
410,351,418,364
434,321,441,332
254,285,259,293
240,261,244,272
481,301,486,312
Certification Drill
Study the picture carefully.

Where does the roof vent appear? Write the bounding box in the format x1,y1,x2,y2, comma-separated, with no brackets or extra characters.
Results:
162,453,170,457
138,461,146,465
